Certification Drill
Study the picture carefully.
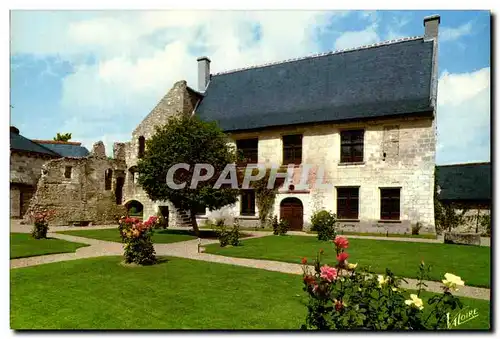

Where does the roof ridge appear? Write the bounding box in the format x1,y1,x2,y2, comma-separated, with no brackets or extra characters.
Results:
212,36,424,76
32,139,83,146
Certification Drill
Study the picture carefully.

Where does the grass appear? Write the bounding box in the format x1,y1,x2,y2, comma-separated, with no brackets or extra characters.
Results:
10,256,490,330
10,233,89,259
56,228,232,244
204,235,491,288
334,231,437,240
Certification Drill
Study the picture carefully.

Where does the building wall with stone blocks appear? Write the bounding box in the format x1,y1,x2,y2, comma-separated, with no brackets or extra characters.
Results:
10,152,58,218
215,115,437,233
122,80,202,226
24,145,127,226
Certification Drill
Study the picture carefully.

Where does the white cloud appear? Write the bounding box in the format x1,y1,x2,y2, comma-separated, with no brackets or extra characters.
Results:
436,67,490,164
440,21,473,42
334,24,380,50
12,10,345,151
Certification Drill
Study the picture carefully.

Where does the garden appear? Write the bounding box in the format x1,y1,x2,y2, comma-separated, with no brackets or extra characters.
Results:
10,116,491,330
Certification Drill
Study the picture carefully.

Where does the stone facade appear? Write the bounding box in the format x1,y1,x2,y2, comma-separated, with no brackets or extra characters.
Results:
122,80,202,227
195,115,437,234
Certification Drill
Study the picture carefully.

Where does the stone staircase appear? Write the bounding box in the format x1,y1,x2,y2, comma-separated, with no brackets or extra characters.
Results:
176,209,192,227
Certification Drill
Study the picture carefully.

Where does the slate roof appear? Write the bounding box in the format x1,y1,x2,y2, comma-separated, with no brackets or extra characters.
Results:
195,37,435,132
10,131,60,156
436,163,491,202
33,141,90,158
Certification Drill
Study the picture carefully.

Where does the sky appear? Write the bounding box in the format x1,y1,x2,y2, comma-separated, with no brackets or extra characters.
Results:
9,10,490,165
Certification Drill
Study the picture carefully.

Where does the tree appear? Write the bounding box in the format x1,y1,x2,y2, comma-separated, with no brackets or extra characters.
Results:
54,132,72,142
137,115,240,236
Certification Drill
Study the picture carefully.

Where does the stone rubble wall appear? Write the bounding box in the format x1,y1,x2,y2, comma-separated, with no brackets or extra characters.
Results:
24,143,127,226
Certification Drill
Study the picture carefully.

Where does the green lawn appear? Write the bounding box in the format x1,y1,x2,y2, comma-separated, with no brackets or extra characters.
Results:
10,233,89,259
335,231,437,239
56,228,210,243
10,256,489,330
204,235,491,288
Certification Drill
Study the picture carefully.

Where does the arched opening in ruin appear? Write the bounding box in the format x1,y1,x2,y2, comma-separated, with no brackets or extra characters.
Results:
105,169,113,190
128,166,138,185
125,200,144,219
138,136,145,158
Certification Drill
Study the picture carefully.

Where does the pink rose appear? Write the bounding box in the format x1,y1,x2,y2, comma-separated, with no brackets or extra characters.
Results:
320,265,338,282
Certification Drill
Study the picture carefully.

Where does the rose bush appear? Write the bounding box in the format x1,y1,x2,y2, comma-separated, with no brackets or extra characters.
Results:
118,216,158,265
29,210,56,239
301,235,464,330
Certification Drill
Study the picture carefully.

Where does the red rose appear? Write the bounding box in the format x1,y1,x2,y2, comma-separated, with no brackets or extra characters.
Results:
337,252,349,262
301,257,307,265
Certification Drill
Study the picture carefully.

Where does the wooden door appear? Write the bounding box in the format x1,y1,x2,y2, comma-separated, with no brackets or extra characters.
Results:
280,198,304,231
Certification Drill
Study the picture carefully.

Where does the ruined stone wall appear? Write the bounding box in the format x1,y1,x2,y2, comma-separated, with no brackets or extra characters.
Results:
25,143,127,226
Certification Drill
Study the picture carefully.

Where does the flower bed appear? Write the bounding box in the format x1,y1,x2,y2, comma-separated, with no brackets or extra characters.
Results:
118,216,158,265
301,236,465,330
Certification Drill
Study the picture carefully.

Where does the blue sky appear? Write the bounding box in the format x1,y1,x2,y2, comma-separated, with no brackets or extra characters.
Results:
10,10,490,164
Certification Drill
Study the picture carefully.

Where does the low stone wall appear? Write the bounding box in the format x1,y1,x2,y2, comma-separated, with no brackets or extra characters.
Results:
444,232,481,246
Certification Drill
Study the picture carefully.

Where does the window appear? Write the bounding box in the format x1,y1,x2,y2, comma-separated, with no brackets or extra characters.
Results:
336,187,359,219
236,138,258,165
194,204,206,216
138,136,145,158
340,130,364,163
240,190,256,216
64,166,72,179
380,188,400,220
283,134,302,165
105,169,113,191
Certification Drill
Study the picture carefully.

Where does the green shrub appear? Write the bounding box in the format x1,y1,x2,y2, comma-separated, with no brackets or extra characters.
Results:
229,219,241,246
301,236,464,330
278,218,289,236
118,216,157,265
215,219,241,247
311,210,337,241
271,215,279,235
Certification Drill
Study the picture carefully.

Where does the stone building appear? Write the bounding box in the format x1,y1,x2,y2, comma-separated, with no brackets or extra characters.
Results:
23,15,442,234
120,15,441,234
436,162,491,234
10,126,93,222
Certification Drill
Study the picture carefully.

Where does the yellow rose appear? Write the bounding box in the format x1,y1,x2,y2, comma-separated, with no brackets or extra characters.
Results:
347,263,358,270
405,294,424,310
442,273,464,291
378,275,388,287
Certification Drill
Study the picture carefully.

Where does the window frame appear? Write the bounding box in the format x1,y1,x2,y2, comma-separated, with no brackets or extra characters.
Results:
240,189,256,216
336,186,360,220
380,187,401,221
282,134,303,165
340,129,364,163
236,138,258,165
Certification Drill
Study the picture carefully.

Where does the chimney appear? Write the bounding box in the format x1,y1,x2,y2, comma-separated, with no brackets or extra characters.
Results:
197,56,211,92
423,14,440,41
